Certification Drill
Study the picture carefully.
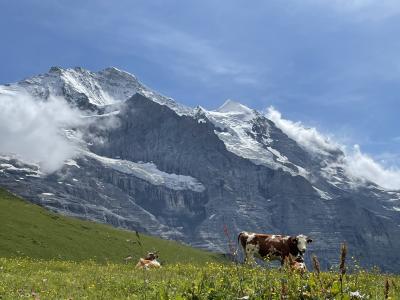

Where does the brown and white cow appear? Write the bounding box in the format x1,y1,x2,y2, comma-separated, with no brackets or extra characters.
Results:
238,231,312,265
135,252,161,270
287,255,307,273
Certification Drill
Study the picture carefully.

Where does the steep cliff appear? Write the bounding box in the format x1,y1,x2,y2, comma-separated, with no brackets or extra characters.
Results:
1,67,399,271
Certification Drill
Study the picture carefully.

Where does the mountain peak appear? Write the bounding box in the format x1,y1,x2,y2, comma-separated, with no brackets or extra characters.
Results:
11,66,142,107
217,99,253,114
216,100,256,122
99,67,137,80
48,66,64,74
103,66,122,72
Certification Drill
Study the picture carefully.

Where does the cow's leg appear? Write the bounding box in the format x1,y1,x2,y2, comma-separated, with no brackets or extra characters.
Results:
244,247,252,264
280,256,291,271
238,243,247,264
244,244,258,265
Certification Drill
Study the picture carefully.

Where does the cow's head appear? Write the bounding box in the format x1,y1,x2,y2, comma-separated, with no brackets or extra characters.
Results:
145,252,159,260
293,235,312,255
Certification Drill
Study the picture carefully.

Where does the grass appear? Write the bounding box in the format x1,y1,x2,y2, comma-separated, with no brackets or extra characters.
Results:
1,188,400,299
0,258,399,299
0,188,222,264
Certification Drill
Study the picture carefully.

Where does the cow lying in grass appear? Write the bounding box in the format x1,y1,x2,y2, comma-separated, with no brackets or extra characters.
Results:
287,255,307,274
238,231,312,266
135,252,161,270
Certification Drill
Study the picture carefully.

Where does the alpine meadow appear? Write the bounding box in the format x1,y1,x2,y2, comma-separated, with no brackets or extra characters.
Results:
1,1,400,299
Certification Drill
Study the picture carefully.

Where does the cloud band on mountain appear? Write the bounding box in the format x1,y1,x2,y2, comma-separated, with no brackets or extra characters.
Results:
267,106,400,190
0,90,86,173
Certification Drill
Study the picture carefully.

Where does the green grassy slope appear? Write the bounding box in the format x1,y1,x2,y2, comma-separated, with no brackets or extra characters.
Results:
0,188,222,264
1,258,399,299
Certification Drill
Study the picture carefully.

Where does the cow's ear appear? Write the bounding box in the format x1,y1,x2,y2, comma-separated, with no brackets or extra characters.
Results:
307,238,313,243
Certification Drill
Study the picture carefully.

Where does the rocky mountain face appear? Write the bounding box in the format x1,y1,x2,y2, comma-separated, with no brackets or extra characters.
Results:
1,67,399,271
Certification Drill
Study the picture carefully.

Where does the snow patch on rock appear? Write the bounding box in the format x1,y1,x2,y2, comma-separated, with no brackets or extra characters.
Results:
85,151,205,192
313,186,333,200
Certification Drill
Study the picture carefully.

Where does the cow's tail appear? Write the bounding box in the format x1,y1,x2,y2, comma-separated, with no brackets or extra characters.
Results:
237,231,243,246
237,232,248,251
237,231,248,245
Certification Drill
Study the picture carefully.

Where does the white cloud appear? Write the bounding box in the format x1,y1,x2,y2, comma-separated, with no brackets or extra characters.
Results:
266,106,341,156
266,106,400,190
0,90,86,173
344,145,400,190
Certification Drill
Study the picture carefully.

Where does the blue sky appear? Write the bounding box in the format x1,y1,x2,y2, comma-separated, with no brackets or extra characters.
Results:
1,0,399,167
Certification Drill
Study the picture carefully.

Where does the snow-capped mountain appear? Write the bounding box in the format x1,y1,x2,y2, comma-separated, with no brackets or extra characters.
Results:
1,67,399,271
1,66,191,114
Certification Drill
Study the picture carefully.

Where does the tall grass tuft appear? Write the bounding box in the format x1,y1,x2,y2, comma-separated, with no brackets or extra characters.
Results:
339,243,347,276
339,243,347,297
222,224,244,297
223,224,237,263
135,230,144,256
280,279,288,300
312,255,320,277
384,277,390,299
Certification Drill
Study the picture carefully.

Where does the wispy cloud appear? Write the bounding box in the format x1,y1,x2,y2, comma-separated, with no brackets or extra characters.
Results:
309,0,400,21
50,5,259,87
124,19,259,86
